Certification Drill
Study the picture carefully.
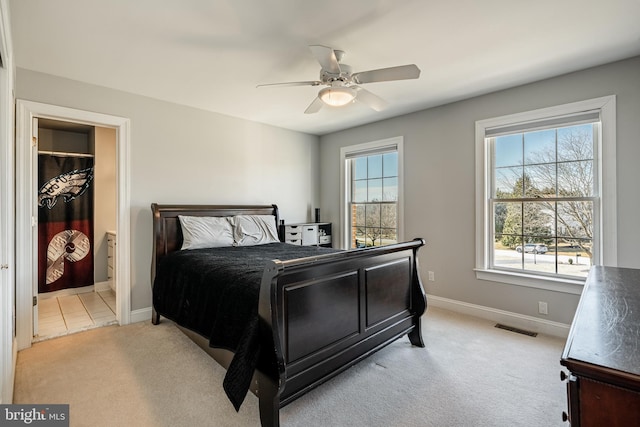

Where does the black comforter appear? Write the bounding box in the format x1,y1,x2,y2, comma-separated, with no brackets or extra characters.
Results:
152,242,338,410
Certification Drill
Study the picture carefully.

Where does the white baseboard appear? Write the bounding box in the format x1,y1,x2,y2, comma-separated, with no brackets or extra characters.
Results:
94,281,113,292
130,307,153,324
426,294,570,338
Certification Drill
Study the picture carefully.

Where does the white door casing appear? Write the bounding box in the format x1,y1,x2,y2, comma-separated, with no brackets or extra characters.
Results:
31,117,38,336
16,100,131,350
0,0,15,404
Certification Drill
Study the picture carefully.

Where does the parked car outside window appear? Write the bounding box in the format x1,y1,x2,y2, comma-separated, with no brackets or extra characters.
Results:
515,244,548,254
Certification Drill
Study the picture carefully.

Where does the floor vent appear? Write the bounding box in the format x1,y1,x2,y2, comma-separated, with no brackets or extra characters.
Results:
495,323,537,337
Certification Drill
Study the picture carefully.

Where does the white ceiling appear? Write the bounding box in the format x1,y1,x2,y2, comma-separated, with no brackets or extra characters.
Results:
8,0,640,135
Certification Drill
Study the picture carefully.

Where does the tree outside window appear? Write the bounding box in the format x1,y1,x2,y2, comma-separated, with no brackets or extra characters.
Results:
492,124,596,278
350,152,398,248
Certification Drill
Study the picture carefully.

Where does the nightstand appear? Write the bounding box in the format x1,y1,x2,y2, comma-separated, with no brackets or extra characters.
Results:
280,223,332,247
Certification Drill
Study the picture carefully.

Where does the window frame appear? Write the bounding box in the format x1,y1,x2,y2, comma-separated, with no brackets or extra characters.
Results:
475,96,617,294
340,137,404,250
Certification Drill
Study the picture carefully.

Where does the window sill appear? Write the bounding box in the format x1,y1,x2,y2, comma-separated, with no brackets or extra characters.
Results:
474,268,585,295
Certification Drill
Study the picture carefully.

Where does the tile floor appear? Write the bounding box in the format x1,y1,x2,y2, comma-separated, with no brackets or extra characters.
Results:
35,290,117,342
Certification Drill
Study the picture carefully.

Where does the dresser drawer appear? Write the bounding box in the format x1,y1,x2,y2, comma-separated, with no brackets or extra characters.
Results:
285,239,302,245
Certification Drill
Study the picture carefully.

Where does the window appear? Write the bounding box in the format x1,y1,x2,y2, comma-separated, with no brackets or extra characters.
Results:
341,137,403,249
475,97,616,293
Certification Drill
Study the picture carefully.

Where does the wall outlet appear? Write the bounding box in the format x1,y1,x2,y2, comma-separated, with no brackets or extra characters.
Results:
428,271,435,281
538,301,548,315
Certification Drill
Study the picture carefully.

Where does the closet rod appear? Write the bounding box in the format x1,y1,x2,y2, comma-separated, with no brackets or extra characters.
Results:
37,150,94,158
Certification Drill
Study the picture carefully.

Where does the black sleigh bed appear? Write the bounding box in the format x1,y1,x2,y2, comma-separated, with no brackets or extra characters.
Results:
150,203,427,426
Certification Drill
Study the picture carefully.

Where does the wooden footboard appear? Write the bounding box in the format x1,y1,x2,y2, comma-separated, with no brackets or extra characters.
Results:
255,239,426,426
150,203,426,427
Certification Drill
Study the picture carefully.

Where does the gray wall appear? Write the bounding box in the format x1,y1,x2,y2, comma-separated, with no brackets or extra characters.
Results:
319,56,640,325
16,68,320,311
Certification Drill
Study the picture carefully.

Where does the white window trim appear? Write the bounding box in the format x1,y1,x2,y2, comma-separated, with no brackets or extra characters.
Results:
340,137,404,250
475,96,617,294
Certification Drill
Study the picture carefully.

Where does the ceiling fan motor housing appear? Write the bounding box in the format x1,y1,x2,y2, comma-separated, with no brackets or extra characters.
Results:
320,63,352,86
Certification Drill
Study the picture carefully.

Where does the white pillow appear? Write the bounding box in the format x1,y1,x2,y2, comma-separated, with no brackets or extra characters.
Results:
232,215,280,246
178,215,234,250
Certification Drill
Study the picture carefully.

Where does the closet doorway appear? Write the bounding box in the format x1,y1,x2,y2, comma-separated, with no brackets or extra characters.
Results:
16,100,131,350
35,119,117,341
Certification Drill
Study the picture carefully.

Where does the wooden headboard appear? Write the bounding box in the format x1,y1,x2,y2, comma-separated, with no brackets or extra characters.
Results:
150,203,279,283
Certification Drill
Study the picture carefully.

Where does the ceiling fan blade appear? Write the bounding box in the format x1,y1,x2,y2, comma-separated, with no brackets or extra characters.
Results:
304,96,324,114
309,45,341,74
352,64,421,84
353,86,389,111
256,81,321,88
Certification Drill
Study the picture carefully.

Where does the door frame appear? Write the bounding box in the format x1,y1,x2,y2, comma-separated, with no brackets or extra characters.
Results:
0,0,14,404
16,100,131,350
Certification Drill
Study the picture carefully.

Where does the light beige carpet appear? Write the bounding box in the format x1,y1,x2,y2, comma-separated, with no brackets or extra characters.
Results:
14,307,567,427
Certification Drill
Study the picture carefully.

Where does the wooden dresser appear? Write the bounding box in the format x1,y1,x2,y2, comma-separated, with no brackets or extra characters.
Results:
560,266,640,426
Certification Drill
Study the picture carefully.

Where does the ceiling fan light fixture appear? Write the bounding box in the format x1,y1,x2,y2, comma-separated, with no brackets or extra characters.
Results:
319,86,356,107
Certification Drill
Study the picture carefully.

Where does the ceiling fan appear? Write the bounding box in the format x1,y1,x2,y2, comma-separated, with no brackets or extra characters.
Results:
257,45,421,114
